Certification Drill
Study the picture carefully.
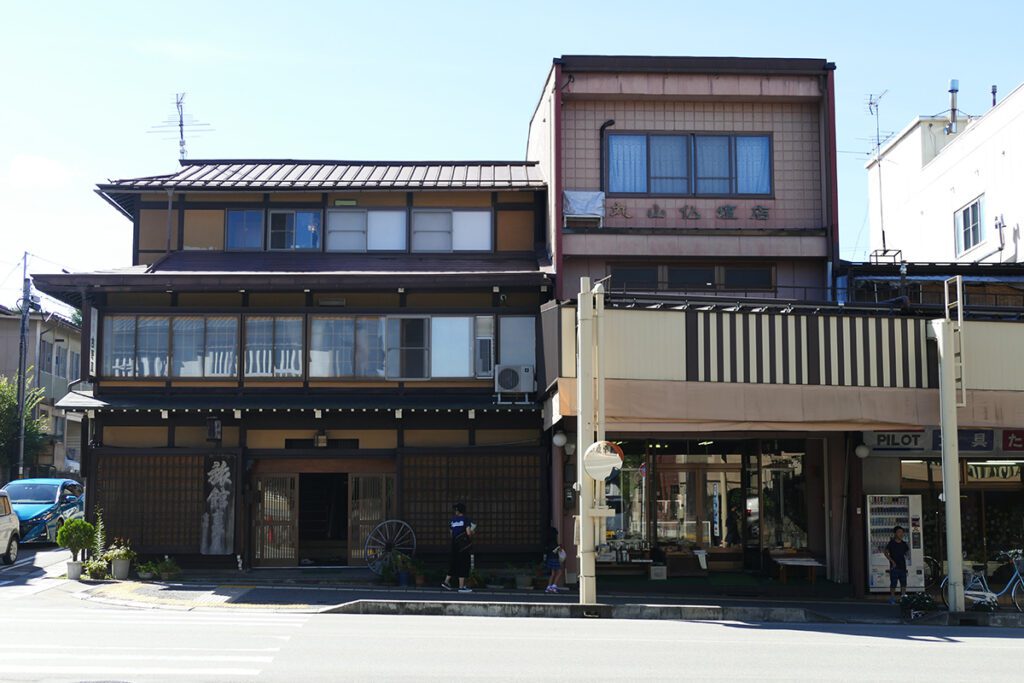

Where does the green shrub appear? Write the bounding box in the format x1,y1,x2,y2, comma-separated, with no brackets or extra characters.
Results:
92,508,106,560
56,519,95,562
104,537,137,562
83,558,108,580
156,556,181,579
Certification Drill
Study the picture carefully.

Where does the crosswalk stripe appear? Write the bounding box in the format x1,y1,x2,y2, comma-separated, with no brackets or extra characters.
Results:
3,653,274,663
4,664,262,677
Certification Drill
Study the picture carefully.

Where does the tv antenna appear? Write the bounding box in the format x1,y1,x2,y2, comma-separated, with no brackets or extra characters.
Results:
867,91,895,256
148,92,213,160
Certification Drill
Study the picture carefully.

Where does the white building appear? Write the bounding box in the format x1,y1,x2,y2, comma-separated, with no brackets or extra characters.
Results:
866,82,1024,263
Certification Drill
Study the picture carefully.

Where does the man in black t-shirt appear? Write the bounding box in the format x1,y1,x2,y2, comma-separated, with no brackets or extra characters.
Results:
884,525,911,604
442,502,476,593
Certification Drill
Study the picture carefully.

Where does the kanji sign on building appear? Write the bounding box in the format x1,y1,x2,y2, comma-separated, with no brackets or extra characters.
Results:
1003,430,1024,452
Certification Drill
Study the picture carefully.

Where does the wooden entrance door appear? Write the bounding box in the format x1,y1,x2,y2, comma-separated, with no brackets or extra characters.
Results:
254,474,298,567
348,474,395,565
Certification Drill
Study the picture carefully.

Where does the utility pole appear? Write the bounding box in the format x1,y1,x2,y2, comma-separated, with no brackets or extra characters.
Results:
15,252,30,480
576,277,606,605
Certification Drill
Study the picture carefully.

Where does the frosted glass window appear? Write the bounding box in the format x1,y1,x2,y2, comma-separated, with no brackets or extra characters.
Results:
498,316,536,366
172,317,204,377
367,211,407,251
310,317,355,377
411,211,452,252
430,317,473,377
736,136,771,194
326,211,367,252
135,316,169,378
608,135,647,193
452,211,492,251
102,316,135,377
696,136,731,195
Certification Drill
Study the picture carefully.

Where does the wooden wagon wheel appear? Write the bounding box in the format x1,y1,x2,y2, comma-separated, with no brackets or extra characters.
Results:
364,519,417,575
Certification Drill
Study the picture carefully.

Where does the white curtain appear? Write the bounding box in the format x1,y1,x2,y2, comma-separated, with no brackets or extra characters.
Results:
649,136,688,194
696,136,730,195
608,135,647,193
736,136,771,194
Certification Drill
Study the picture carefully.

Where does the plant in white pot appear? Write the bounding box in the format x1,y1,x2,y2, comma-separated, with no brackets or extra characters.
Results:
56,518,95,580
104,538,137,580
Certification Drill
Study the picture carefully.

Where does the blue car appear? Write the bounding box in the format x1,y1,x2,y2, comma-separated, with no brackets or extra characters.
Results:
0,479,85,544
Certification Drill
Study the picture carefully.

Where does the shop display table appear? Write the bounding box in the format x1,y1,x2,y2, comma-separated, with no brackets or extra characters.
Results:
772,555,825,584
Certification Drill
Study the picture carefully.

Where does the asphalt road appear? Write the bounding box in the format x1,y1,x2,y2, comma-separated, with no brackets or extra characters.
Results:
2,582,1023,682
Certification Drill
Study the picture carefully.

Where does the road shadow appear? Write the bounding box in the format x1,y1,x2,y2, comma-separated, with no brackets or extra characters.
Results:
718,619,1024,642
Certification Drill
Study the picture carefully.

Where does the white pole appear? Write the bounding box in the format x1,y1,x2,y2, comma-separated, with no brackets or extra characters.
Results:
594,283,607,548
576,277,597,604
931,319,965,612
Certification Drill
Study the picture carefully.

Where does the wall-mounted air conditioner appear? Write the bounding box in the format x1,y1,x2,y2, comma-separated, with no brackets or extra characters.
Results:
494,364,535,394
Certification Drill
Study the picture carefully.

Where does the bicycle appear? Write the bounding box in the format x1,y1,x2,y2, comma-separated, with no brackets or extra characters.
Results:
938,550,1024,611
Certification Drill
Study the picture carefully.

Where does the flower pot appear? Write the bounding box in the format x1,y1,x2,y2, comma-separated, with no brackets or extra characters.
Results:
515,575,532,590
67,561,83,580
111,558,131,580
397,570,411,587
414,573,426,587
137,571,154,580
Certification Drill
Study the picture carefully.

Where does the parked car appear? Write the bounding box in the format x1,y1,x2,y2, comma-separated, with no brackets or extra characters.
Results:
0,490,19,564
0,479,85,544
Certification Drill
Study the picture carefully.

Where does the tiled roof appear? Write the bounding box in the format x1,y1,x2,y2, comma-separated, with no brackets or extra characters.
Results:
100,160,546,191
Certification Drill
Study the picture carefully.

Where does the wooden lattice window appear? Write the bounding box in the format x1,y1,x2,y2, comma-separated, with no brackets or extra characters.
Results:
401,452,543,552
92,454,205,554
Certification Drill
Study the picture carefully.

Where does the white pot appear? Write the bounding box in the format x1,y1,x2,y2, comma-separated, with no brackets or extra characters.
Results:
111,558,131,580
67,561,83,580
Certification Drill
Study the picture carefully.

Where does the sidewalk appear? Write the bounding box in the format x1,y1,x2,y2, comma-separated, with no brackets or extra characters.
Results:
74,576,933,625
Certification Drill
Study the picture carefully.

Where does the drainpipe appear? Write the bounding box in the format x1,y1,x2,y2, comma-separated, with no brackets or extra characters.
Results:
165,188,175,254
598,120,616,192
553,61,565,300
823,64,841,278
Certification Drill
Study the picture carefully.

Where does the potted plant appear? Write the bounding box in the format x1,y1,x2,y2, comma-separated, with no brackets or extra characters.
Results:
83,557,108,580
156,556,181,581
410,557,427,587
393,553,413,587
56,518,95,580
136,560,159,580
104,538,137,580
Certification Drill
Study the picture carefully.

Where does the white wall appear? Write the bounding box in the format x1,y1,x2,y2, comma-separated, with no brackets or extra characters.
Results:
867,84,1024,263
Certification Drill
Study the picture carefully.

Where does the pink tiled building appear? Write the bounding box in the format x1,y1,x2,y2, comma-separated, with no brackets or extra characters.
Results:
528,56,839,300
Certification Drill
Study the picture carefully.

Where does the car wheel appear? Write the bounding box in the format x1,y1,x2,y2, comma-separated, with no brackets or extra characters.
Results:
2,535,17,565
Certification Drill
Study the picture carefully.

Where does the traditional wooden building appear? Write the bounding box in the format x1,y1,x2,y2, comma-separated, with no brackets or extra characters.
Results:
35,160,552,567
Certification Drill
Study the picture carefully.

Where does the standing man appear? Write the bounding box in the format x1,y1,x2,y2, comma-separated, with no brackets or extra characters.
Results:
884,525,911,605
442,502,475,593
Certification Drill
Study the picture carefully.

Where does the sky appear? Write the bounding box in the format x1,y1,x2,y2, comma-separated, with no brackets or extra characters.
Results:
1,0,1021,308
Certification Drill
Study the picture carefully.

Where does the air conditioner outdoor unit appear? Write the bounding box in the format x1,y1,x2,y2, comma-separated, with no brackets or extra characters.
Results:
494,364,535,394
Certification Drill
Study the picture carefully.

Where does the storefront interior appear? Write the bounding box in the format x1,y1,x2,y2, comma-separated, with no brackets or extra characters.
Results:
600,438,823,576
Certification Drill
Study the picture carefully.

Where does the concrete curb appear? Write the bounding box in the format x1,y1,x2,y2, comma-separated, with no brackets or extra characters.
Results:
323,599,835,623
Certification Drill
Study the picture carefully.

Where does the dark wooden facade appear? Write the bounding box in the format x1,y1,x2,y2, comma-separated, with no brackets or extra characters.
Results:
37,161,554,566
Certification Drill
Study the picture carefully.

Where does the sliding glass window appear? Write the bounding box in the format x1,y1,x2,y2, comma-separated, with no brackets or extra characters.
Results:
102,316,136,377
172,317,239,378
607,133,772,197
245,316,303,377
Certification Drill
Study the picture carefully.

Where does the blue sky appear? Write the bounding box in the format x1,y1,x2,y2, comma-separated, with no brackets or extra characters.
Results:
1,0,1020,306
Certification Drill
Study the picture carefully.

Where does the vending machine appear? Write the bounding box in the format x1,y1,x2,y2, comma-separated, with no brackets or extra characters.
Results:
866,494,925,592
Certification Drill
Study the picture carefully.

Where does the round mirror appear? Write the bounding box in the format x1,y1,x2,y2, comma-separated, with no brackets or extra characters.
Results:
582,441,624,481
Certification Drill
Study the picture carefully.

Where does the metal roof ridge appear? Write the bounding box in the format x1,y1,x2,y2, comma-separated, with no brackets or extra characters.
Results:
176,159,540,166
